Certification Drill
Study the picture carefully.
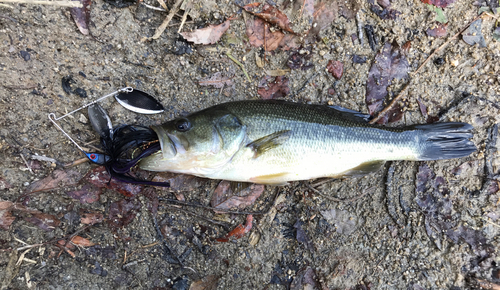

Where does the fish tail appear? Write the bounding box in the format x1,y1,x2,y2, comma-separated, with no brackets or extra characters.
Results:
413,123,476,160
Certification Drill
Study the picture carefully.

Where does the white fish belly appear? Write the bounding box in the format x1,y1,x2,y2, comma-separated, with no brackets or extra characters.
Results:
206,135,418,184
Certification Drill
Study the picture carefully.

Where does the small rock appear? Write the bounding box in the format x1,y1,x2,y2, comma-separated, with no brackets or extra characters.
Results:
79,114,88,124
20,50,30,61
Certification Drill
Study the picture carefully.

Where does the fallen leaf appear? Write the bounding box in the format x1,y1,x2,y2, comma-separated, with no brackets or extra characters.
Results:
216,214,253,242
306,1,338,41
242,3,295,34
0,201,48,231
427,5,448,23
287,47,314,70
493,27,500,42
199,72,233,88
352,55,367,63
211,181,264,210
294,220,314,251
66,184,102,204
290,267,319,290
0,201,16,230
257,76,290,99
26,169,82,193
416,98,439,123
320,208,359,235
326,60,343,79
24,212,61,231
242,2,261,10
426,23,448,37
339,0,361,19
80,210,104,225
369,0,400,20
264,69,291,76
365,41,409,124
278,34,301,51
416,164,493,254
107,198,141,229
85,166,143,197
71,235,96,247
246,17,284,51
189,275,220,290
69,0,91,35
180,20,230,45
462,19,486,47
420,0,456,8
0,177,11,190
152,172,207,193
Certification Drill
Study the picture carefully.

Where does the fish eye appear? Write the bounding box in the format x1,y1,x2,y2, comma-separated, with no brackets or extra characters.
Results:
175,118,191,132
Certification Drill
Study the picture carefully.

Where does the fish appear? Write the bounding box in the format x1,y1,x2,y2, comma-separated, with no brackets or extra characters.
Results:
138,100,476,185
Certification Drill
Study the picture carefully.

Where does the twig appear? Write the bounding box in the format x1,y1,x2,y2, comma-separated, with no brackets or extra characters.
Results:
290,72,319,99
226,51,252,82
64,157,88,167
145,0,183,41
369,13,485,124
177,1,190,33
0,13,16,21
19,153,33,174
356,12,364,46
30,155,58,164
156,0,167,10
158,197,267,215
160,204,230,231
141,3,165,11
0,0,82,7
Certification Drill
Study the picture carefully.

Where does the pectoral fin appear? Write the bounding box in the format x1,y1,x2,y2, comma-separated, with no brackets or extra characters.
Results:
340,161,386,177
246,130,291,158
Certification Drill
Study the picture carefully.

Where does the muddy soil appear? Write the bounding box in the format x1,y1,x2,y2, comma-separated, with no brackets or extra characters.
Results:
1,0,500,289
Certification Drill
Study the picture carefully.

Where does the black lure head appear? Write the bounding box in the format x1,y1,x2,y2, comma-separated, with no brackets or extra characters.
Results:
86,103,169,187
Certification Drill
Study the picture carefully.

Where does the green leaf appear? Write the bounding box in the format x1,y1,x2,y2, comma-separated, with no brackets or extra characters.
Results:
427,4,448,24
478,6,491,14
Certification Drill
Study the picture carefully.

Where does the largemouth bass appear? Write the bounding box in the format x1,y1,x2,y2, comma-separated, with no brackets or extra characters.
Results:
138,100,476,185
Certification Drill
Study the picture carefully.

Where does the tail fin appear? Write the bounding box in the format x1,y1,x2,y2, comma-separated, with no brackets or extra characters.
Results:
414,123,476,161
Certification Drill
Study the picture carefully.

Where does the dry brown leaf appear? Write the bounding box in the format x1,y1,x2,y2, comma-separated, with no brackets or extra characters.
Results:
427,23,448,38
70,0,91,35
26,169,82,193
181,20,230,45
243,3,295,34
211,181,264,210
24,212,61,231
71,235,96,247
257,76,290,99
246,17,284,51
199,72,233,88
80,211,104,225
189,275,220,290
152,172,207,193
0,201,16,230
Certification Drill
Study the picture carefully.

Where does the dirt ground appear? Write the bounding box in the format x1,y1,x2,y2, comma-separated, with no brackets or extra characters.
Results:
1,0,500,289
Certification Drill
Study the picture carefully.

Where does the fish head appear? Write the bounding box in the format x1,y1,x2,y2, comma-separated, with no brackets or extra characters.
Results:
139,108,247,176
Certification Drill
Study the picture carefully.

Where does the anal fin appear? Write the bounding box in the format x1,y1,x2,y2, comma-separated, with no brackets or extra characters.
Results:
340,161,386,177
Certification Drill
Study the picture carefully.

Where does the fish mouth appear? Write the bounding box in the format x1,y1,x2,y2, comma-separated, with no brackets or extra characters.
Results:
151,125,186,160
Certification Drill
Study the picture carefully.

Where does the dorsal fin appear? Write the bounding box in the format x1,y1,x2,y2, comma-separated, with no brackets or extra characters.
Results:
328,106,372,123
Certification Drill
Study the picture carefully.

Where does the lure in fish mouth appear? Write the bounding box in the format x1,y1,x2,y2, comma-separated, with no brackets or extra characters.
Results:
138,100,476,185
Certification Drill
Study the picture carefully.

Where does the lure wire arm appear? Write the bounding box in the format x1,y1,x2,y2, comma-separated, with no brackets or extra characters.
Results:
47,87,133,152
